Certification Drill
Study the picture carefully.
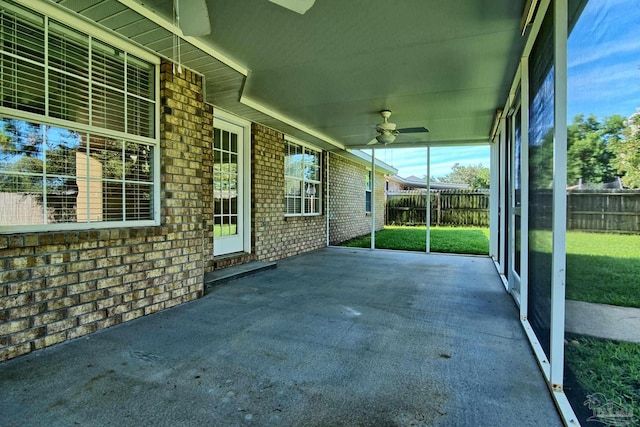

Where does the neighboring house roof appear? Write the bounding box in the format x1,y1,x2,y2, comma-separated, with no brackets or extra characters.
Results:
386,175,469,190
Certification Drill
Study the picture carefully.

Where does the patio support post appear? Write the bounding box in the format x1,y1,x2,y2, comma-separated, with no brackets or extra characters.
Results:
426,147,431,253
498,120,507,275
489,140,499,261
326,151,330,246
520,55,530,318
371,148,376,250
550,0,568,392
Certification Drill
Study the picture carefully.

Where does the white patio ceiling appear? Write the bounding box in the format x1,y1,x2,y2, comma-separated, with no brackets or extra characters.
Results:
54,0,527,152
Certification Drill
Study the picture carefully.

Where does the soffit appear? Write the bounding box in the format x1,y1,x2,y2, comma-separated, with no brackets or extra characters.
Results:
53,0,526,151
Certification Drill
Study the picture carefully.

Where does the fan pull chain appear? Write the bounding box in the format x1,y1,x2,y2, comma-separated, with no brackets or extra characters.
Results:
173,0,182,75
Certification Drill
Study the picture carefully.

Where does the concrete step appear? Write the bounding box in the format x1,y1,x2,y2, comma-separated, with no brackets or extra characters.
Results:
204,261,276,293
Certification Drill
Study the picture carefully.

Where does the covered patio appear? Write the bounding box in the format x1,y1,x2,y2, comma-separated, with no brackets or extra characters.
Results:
0,248,561,426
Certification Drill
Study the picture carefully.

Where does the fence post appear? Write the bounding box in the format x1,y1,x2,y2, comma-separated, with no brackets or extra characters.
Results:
566,191,571,230
426,146,431,252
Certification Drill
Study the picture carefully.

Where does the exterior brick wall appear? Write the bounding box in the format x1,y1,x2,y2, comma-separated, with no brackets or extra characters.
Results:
0,60,205,361
251,124,326,261
201,104,216,271
212,252,254,269
385,177,405,192
328,153,385,245
0,58,389,362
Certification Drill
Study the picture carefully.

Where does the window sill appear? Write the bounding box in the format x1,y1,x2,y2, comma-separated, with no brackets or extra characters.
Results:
284,214,322,219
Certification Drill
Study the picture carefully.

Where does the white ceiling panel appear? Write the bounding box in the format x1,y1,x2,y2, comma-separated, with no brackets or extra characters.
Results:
54,0,527,150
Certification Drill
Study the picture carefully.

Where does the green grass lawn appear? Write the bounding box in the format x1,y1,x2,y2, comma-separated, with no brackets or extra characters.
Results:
213,224,237,237
342,227,640,307
531,230,640,307
566,231,640,308
565,335,640,425
340,225,490,255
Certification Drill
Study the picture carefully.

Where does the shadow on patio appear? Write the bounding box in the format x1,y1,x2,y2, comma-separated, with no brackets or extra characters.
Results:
0,247,562,426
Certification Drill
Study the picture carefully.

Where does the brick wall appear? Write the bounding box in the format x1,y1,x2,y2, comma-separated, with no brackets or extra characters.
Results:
386,177,404,192
0,60,205,361
252,124,326,261
328,153,385,245
0,60,390,362
201,104,216,271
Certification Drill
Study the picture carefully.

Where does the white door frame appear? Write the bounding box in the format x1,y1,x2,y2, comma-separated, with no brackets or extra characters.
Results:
508,102,523,304
213,109,251,256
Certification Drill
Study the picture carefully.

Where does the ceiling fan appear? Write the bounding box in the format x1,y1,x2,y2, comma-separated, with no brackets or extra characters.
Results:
268,0,316,15
176,0,316,37
367,110,429,146
173,0,313,73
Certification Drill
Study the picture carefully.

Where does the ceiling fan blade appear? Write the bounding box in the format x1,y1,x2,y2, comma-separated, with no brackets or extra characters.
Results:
366,138,379,146
268,0,316,14
397,127,429,134
177,0,211,36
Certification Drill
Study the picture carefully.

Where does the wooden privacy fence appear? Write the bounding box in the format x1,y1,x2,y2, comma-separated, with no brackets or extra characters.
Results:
387,189,640,232
569,190,640,232
531,189,640,233
386,190,490,227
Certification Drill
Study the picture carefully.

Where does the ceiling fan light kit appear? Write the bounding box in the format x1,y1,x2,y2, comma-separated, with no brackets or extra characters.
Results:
375,110,399,144
376,132,397,145
268,0,316,14
369,110,429,146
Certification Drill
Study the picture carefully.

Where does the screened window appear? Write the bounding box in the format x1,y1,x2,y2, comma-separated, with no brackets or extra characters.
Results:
527,5,555,359
0,1,158,230
365,170,372,213
285,140,321,216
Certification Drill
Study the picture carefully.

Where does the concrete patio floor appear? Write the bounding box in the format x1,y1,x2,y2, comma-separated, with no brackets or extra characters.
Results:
0,247,562,426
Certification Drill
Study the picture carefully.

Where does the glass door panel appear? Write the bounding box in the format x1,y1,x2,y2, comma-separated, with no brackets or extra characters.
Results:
213,120,243,255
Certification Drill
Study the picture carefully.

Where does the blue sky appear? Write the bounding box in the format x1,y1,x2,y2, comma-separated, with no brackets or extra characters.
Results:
372,145,490,179
379,0,639,180
567,0,640,121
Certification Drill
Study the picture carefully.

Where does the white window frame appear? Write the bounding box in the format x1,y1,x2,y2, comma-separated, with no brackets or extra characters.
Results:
284,137,322,217
365,169,372,213
0,0,160,233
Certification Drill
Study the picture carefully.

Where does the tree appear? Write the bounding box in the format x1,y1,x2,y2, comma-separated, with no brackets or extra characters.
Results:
610,109,640,189
436,162,490,189
0,119,46,193
0,119,82,222
567,114,624,186
529,127,554,190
